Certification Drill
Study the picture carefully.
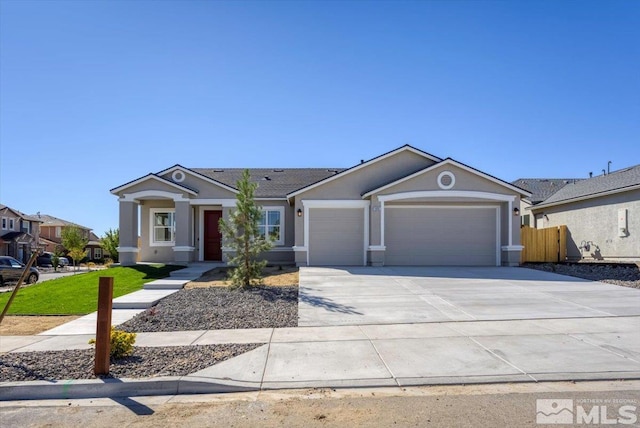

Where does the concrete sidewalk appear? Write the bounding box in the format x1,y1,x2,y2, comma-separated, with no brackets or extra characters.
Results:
2,316,639,400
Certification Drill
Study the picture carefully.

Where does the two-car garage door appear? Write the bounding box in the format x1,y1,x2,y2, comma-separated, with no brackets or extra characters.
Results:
384,206,499,266
306,206,499,266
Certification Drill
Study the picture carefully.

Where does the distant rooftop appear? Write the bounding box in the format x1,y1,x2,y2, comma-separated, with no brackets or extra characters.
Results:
511,178,583,204
535,164,640,208
31,214,92,230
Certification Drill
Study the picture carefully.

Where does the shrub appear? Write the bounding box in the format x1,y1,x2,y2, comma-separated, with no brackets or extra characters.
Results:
89,329,137,359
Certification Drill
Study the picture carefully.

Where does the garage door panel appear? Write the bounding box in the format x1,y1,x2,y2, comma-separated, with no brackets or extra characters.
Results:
385,207,497,266
309,208,364,266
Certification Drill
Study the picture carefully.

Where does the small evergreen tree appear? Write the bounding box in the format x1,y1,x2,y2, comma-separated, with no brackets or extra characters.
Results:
61,226,89,271
218,169,273,288
101,228,119,262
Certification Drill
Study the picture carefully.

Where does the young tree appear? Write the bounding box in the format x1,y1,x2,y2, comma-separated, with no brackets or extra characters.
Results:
101,228,119,262
61,226,89,271
218,169,273,288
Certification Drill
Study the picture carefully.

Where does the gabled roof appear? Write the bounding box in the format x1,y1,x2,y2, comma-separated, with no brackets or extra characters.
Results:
110,173,199,195
0,204,42,222
511,178,583,204
33,214,92,231
156,165,240,194
286,145,442,199
193,168,345,198
533,164,640,209
362,158,532,198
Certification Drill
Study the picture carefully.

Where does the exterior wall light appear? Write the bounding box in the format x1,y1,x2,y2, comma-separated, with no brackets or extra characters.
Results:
297,208,302,217
513,207,520,216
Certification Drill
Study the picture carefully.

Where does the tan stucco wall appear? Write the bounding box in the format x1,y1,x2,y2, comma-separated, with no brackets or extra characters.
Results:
373,164,519,196
532,190,640,260
293,150,437,246
139,200,175,263
297,151,437,200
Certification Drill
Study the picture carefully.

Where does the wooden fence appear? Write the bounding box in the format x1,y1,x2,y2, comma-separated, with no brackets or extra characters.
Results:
520,225,567,263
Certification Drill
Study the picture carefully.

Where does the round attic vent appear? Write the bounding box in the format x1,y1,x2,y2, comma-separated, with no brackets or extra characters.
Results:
437,171,455,190
172,170,185,182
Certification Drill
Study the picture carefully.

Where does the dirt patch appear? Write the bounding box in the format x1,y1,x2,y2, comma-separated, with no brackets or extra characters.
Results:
0,315,80,336
186,266,299,289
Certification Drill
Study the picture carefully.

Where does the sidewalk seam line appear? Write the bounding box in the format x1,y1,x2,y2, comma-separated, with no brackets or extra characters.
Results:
565,333,640,364
358,325,399,386
258,328,275,388
466,336,537,382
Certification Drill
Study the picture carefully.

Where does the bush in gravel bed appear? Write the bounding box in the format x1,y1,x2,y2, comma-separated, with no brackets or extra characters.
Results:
118,286,298,332
0,344,262,382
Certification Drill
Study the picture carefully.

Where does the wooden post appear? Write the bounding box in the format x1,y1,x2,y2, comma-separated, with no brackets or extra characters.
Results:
94,277,114,375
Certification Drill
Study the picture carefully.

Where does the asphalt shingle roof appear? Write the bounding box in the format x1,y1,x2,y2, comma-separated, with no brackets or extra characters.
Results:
511,178,582,204
192,168,346,198
536,164,640,207
32,214,91,230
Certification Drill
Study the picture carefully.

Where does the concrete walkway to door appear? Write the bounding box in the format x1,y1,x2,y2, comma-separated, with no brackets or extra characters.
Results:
298,266,640,326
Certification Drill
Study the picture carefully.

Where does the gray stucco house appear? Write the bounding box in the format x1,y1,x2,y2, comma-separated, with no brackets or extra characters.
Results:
111,145,531,267
526,165,640,261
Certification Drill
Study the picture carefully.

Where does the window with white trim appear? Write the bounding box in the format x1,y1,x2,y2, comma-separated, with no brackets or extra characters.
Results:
55,226,61,238
86,248,92,259
259,207,284,246
1,217,6,230
150,209,175,246
8,218,14,230
94,248,102,259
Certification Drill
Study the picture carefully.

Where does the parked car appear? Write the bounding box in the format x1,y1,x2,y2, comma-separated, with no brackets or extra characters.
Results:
58,257,70,267
36,252,54,267
0,256,39,286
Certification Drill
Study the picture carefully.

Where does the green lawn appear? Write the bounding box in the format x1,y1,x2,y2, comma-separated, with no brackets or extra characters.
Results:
0,265,183,315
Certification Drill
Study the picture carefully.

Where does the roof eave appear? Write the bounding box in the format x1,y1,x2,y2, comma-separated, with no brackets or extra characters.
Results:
532,184,640,210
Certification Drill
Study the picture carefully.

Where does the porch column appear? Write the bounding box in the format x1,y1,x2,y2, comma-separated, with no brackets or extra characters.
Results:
173,199,194,264
118,200,139,266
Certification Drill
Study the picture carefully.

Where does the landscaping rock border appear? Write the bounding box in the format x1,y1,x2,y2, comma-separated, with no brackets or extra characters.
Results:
0,344,262,382
523,262,640,289
118,286,298,332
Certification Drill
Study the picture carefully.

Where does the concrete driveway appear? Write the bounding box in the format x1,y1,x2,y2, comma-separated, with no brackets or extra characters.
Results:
299,266,640,326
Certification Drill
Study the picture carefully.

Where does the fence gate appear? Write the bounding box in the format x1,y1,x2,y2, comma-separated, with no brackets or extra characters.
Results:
520,225,567,263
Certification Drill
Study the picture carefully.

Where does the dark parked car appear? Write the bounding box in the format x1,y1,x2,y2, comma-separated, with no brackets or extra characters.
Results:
37,252,58,268
0,256,39,286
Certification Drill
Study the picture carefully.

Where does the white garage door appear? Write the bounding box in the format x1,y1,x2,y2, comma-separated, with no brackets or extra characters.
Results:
309,208,364,266
385,206,498,266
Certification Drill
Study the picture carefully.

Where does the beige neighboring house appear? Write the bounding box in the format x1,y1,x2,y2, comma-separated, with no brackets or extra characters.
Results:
525,165,640,262
511,178,583,229
0,204,42,263
111,145,531,267
36,214,104,261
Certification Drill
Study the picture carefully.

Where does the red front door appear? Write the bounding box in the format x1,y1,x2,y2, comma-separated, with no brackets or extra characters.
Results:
203,210,222,261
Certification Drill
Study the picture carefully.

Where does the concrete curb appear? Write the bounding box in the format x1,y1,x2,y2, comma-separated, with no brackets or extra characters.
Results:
2,372,640,401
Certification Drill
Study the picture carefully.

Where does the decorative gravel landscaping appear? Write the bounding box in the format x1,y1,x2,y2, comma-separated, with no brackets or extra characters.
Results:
523,262,640,288
0,344,262,382
118,286,298,332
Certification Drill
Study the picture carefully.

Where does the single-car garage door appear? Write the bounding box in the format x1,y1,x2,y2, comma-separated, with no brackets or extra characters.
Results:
309,208,365,266
385,206,498,266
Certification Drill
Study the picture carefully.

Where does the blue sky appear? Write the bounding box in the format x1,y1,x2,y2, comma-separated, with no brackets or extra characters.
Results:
1,0,638,236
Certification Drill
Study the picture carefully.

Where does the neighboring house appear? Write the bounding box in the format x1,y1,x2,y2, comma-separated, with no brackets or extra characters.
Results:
35,214,99,260
527,165,640,261
111,145,531,267
86,232,106,261
511,178,582,228
0,204,42,263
